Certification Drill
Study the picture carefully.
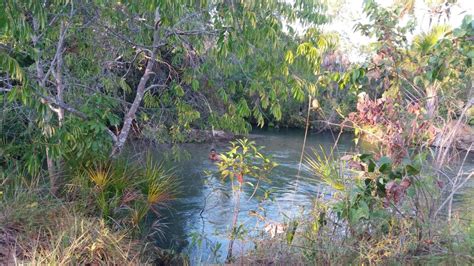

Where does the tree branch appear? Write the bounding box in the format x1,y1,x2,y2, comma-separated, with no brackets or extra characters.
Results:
35,90,118,143
110,7,162,157
36,91,87,119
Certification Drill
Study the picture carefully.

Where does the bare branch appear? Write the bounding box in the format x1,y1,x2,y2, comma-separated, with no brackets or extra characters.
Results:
42,21,70,86
36,91,87,119
111,7,163,157
144,84,167,93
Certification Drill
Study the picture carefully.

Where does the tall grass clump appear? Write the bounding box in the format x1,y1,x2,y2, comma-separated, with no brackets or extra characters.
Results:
1,152,180,264
65,154,179,232
0,190,143,264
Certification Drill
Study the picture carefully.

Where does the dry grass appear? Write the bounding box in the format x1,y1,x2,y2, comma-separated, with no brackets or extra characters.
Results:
0,191,145,265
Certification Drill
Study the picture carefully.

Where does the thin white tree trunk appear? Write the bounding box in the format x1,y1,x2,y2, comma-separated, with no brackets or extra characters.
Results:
111,8,161,157
54,21,66,126
50,21,67,193
32,17,58,192
33,17,68,193
426,81,439,119
226,183,241,262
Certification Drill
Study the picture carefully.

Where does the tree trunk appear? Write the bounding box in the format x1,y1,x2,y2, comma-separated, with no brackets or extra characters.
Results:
50,21,67,194
45,147,57,194
32,17,45,88
54,21,66,126
110,8,161,157
226,184,241,263
32,17,58,192
32,17,68,194
426,81,439,119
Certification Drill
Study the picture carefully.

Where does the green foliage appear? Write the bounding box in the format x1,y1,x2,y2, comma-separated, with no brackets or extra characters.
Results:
69,155,178,230
142,155,179,207
305,147,345,190
215,138,276,262
217,138,276,187
307,149,425,232
0,0,336,158
352,1,472,123
0,53,25,82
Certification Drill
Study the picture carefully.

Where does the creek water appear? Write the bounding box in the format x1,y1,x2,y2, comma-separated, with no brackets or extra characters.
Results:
134,128,473,263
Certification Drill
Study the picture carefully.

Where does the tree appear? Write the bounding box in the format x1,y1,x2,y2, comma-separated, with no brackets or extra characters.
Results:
1,0,333,182
1,0,81,192
216,139,276,262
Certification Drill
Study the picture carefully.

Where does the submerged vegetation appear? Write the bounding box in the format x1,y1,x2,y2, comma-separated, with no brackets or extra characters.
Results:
1,0,473,264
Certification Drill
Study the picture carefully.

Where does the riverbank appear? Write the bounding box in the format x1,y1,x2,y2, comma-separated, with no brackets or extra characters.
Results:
1,129,473,264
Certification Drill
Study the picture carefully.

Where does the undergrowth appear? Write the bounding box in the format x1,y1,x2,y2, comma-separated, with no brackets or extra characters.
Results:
0,154,181,265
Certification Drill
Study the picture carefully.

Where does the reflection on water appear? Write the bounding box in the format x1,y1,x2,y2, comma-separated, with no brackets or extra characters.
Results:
131,128,473,263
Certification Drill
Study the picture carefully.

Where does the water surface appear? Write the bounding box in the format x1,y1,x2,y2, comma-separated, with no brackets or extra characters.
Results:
134,128,473,263
144,129,354,260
